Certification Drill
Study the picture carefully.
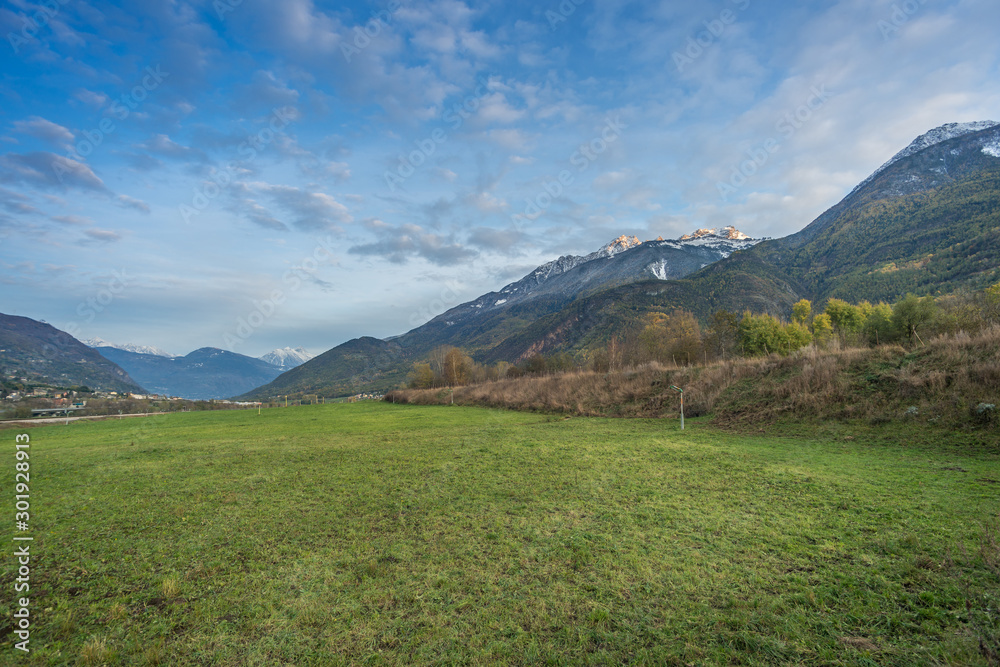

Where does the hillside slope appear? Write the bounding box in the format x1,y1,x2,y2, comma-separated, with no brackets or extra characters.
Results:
0,313,145,392
489,123,1000,361
246,121,1000,396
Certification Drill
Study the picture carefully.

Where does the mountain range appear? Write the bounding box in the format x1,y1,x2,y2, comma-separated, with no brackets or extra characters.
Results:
4,121,999,402
240,120,1000,399
0,328,313,399
91,347,288,400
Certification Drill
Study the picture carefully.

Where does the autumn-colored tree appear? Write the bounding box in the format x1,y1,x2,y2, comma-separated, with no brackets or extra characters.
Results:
862,302,894,345
443,347,473,385
638,310,702,365
407,363,435,389
824,298,865,335
791,299,812,325
811,313,834,348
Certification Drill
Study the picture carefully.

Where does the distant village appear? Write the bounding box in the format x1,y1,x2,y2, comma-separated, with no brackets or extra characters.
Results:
0,371,382,420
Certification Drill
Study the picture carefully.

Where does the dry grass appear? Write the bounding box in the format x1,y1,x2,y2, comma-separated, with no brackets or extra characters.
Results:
387,326,1000,431
79,636,112,666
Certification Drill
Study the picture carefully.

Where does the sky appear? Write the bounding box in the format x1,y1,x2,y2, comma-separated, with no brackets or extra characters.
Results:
1,0,998,358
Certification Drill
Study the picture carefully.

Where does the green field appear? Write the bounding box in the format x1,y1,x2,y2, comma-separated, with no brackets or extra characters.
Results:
3,404,999,665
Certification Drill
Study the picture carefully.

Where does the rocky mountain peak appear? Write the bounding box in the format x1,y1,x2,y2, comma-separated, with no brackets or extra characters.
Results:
597,235,643,257
679,226,750,241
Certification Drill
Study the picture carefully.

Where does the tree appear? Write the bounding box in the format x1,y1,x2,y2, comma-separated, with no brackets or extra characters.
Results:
443,348,473,385
738,312,786,356
785,321,813,350
811,313,834,348
984,282,1000,324
705,310,739,360
663,309,702,365
862,302,894,345
738,311,811,356
891,294,937,344
791,299,812,325
407,363,435,389
824,298,865,335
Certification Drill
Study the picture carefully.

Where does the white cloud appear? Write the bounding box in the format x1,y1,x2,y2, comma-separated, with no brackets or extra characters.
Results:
12,117,74,150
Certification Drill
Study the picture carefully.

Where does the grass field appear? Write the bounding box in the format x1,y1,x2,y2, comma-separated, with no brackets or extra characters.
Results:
2,403,999,665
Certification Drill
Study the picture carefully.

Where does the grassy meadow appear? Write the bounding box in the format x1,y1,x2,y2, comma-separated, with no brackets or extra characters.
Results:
2,403,999,665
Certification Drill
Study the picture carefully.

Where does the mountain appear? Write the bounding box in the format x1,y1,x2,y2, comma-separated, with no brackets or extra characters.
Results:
382,226,763,359
429,228,759,321
240,227,761,399
259,347,313,371
83,337,176,358
487,121,1000,360
242,337,407,398
242,121,1000,399
848,120,1000,197
0,314,145,392
95,347,283,400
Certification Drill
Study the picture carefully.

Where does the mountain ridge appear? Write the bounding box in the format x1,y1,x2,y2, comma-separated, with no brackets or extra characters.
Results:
96,346,284,400
240,121,1000,399
0,314,146,392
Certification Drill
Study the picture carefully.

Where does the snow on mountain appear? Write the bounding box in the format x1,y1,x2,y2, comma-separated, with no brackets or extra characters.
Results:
84,337,176,358
505,235,644,296
259,347,313,370
431,227,761,325
851,121,1000,196
674,226,757,253
982,136,1000,158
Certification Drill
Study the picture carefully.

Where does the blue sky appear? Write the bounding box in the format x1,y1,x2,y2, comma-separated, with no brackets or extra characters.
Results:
1,0,998,357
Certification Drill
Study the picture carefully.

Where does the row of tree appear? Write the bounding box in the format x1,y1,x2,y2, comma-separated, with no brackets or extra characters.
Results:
407,284,1000,387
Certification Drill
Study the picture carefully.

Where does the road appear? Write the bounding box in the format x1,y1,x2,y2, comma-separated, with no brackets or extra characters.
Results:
0,412,170,426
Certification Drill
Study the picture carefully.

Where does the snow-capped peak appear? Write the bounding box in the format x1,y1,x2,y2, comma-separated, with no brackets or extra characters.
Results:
595,234,643,258
851,120,1000,195
679,226,749,241
259,346,313,370
83,337,176,357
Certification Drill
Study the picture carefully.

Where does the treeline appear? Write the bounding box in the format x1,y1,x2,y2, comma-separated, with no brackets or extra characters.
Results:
407,284,1000,388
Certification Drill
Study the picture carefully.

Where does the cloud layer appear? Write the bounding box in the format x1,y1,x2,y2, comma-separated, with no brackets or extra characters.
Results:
1,0,997,355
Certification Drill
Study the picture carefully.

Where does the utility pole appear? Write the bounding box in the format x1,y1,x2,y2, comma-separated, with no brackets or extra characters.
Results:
669,385,684,430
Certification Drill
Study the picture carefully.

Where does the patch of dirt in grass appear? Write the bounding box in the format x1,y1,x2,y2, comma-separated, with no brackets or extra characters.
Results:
838,636,880,652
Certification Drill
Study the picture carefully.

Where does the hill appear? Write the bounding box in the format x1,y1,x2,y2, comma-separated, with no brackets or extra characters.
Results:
237,336,406,399
95,346,283,399
242,229,761,399
245,121,1000,396
488,122,1000,361
0,313,145,392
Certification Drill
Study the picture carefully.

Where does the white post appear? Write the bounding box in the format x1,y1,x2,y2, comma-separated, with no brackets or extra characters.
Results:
670,385,684,430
